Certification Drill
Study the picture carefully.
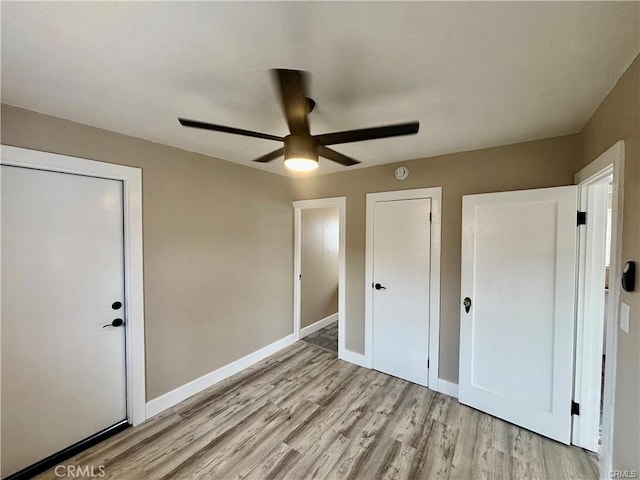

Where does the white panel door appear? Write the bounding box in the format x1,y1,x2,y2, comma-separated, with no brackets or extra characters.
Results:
459,186,577,444
372,198,431,386
1,166,127,477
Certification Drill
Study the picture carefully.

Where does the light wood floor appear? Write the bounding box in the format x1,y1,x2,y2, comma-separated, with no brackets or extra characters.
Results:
35,342,598,480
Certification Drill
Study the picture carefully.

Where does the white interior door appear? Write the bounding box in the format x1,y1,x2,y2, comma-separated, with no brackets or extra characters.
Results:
1,166,127,477
459,186,578,444
372,198,431,386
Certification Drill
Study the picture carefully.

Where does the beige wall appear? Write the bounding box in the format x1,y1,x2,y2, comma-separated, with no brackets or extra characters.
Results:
578,54,639,471
1,104,294,401
290,135,578,382
301,207,339,328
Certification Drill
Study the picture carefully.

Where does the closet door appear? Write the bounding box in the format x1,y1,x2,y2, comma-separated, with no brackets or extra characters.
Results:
372,198,431,386
459,186,577,444
1,165,127,477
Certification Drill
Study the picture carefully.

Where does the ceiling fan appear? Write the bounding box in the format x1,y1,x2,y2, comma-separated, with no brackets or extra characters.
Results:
178,69,419,172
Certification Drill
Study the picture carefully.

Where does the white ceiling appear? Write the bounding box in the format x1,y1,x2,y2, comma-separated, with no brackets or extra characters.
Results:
2,2,639,177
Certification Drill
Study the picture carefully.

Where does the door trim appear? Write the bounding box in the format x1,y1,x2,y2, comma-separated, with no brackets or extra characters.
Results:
293,197,346,359
365,187,442,389
573,166,612,452
573,141,625,470
1,144,146,426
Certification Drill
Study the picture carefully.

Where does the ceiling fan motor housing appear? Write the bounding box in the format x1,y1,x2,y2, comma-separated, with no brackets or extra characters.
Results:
284,135,318,161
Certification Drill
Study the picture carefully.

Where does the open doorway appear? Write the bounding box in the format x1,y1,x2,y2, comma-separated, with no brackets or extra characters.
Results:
293,198,346,357
573,141,625,472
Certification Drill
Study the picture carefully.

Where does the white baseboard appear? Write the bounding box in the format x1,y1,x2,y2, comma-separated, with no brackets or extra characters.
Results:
437,379,459,398
339,349,370,368
146,333,297,419
299,313,338,339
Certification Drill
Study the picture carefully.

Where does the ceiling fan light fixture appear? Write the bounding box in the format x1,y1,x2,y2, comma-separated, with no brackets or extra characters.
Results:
284,156,319,171
284,135,318,171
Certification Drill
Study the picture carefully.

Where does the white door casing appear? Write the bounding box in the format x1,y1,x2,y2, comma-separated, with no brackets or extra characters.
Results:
573,170,611,452
365,187,442,389
573,140,625,472
0,145,145,428
1,166,127,476
372,198,431,386
459,186,578,444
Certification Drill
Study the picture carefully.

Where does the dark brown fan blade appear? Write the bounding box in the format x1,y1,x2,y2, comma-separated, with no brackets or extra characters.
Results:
315,122,419,146
178,118,283,142
318,145,360,167
252,147,285,163
272,69,310,135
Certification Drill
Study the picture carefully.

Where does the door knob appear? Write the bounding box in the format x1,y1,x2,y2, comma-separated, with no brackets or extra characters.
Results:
103,318,124,328
374,283,387,290
463,297,472,313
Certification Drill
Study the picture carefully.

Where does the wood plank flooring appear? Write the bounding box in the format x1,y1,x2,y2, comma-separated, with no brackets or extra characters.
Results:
34,342,598,480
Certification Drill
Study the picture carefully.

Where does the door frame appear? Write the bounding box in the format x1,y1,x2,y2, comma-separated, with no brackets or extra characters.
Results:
573,141,625,469
572,166,612,451
293,197,346,358
365,187,442,389
1,144,146,426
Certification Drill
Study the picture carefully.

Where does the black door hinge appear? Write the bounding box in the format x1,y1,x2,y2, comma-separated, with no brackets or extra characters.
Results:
571,401,580,415
429,212,432,222
427,358,430,369
577,211,587,226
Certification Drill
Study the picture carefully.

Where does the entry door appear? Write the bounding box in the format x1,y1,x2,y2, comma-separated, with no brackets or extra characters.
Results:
372,198,431,386
1,166,127,477
459,186,577,444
